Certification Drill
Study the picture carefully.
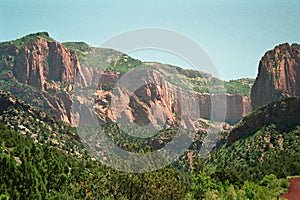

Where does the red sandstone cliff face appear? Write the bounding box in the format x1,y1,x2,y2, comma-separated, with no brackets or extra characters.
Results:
0,36,250,128
225,94,251,124
251,43,300,110
0,37,86,125
91,70,251,129
12,38,79,90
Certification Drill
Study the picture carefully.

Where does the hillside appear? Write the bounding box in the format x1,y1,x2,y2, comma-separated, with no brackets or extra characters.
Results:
1,116,289,200
0,92,289,199
0,120,191,199
63,41,125,70
0,90,88,158
207,97,300,181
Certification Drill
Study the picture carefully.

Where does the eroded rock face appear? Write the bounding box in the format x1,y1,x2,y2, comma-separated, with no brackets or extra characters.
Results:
0,38,86,125
0,36,250,128
13,38,79,90
251,43,300,110
226,94,251,124
92,70,251,129
0,37,117,126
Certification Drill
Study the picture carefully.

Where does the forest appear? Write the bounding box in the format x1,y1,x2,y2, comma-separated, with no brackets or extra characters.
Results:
0,122,290,200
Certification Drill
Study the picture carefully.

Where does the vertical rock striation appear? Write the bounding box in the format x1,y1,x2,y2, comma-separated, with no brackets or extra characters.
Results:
251,43,300,110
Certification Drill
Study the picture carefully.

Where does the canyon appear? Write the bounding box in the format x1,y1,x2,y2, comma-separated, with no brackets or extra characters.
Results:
0,33,251,131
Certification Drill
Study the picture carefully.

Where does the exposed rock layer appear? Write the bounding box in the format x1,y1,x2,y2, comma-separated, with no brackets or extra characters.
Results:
93,69,251,128
251,43,300,110
0,36,251,128
12,38,79,90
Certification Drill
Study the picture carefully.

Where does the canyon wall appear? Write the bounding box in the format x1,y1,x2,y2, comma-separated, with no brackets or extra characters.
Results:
251,43,300,110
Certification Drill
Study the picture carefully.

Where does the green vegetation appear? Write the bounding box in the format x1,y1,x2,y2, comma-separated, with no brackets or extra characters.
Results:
0,121,289,199
106,54,143,73
64,41,143,72
173,66,212,79
63,42,92,62
208,124,300,181
63,42,122,69
1,32,54,49
190,172,288,200
0,122,188,199
224,78,254,98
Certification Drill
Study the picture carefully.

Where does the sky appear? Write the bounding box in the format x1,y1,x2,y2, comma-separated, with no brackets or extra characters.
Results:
1,0,300,80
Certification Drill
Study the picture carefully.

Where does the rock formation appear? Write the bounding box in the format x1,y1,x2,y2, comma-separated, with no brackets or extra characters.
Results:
91,69,251,129
251,43,300,110
0,37,84,125
12,37,79,91
0,33,251,128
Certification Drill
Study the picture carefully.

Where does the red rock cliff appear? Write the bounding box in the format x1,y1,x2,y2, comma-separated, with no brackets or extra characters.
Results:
0,35,250,127
0,37,86,125
251,43,300,110
92,70,251,128
13,37,80,90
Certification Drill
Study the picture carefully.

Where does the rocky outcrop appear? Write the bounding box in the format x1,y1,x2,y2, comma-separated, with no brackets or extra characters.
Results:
0,36,120,126
251,43,300,110
0,90,55,124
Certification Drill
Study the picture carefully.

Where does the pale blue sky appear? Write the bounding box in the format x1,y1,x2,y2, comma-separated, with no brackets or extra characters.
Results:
1,0,300,80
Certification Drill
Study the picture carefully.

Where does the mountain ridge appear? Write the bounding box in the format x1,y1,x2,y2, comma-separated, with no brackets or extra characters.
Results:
0,32,251,128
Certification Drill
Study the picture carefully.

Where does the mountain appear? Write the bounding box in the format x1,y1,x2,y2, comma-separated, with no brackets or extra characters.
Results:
0,32,251,130
0,88,289,200
251,43,300,110
0,32,81,125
